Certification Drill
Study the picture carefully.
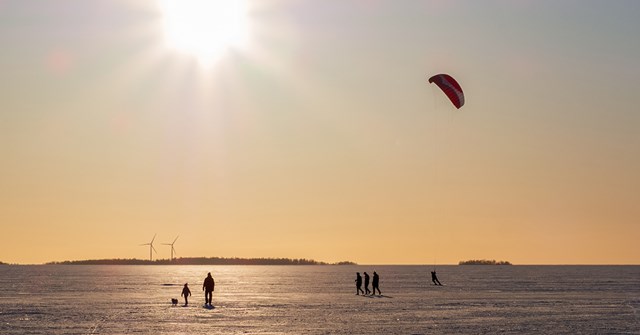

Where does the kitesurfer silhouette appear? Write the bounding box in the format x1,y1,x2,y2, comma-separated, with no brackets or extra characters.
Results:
431,270,442,286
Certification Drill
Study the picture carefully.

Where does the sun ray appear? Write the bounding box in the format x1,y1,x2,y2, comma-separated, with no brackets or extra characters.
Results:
158,0,249,66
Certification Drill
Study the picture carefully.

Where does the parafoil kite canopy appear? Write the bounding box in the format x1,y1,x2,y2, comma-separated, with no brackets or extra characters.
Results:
428,74,464,109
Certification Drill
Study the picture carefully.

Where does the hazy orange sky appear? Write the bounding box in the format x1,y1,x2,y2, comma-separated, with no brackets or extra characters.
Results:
1,1,639,265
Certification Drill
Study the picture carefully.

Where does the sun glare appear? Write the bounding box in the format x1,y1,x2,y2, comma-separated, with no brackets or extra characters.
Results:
159,0,249,65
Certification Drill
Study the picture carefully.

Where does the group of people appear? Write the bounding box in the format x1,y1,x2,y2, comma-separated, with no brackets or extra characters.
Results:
179,272,216,306
355,271,381,295
178,270,441,306
355,270,443,295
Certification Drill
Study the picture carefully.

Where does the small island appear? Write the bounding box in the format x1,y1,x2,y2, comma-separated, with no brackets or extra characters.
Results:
459,259,512,265
47,257,356,266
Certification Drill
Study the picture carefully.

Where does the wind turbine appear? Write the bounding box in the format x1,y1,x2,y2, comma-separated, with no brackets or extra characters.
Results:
140,234,157,261
162,235,179,261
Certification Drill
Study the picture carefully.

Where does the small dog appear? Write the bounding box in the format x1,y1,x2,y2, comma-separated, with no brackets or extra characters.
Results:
171,298,179,306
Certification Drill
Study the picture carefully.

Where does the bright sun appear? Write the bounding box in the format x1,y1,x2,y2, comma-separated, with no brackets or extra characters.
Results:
159,0,249,64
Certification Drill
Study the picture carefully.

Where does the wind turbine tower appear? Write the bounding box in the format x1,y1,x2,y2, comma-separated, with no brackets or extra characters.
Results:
162,236,179,261
140,234,157,261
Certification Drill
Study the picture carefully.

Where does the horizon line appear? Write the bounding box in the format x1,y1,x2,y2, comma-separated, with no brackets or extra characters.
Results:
2,261,639,266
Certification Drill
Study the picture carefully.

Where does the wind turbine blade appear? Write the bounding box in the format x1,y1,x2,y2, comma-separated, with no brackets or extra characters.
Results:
152,245,157,253
150,233,156,244
140,243,150,246
161,243,171,246
173,235,179,244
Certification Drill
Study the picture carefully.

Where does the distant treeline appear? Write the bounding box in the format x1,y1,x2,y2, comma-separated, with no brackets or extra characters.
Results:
47,257,357,266
458,259,512,265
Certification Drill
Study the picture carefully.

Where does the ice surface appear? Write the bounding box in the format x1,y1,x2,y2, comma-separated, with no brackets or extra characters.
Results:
0,265,638,334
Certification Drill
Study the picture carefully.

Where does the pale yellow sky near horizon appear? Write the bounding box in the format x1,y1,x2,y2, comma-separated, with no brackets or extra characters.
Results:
1,0,639,265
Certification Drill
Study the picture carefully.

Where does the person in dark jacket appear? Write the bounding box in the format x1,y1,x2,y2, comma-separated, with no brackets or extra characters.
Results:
355,272,364,295
203,272,215,306
181,283,191,306
372,271,381,295
364,272,371,295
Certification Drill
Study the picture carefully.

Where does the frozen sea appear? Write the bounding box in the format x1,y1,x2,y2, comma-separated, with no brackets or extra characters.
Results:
0,265,639,334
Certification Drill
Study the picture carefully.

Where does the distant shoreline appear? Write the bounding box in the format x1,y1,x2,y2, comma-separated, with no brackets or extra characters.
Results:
45,257,357,266
2,261,640,266
459,259,512,265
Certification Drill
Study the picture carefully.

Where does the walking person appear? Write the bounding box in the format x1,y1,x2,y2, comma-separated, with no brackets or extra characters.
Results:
181,283,191,306
355,272,364,295
372,271,381,295
203,272,215,306
364,272,371,295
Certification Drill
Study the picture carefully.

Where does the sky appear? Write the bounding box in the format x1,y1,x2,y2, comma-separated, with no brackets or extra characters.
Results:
1,0,639,265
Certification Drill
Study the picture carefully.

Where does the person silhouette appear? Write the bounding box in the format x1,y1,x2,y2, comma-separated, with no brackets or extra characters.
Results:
202,272,215,306
431,270,442,286
372,271,381,295
181,283,191,306
364,272,371,295
355,272,364,295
